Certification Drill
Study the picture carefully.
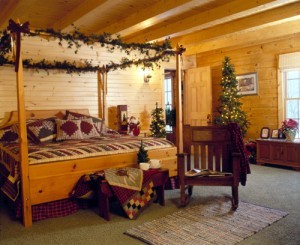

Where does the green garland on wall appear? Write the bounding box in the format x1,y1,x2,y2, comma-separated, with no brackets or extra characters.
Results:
0,21,176,73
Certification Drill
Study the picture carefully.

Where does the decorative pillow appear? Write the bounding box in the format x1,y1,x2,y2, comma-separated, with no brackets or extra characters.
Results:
0,124,19,143
0,119,43,143
66,110,103,134
80,118,100,138
27,117,57,143
56,119,83,141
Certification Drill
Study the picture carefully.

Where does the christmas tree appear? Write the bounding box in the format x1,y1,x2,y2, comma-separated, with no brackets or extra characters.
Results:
137,140,150,164
214,56,249,136
149,102,166,138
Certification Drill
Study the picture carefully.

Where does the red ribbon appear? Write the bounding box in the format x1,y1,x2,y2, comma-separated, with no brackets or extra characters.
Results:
7,19,30,72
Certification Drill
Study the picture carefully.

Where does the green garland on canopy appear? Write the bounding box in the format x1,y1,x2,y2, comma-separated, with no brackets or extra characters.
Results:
0,21,177,73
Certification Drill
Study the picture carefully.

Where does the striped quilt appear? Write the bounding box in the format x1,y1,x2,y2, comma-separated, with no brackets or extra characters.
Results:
0,136,174,201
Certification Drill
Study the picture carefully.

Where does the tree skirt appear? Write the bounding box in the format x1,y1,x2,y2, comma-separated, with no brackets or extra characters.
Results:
125,197,288,244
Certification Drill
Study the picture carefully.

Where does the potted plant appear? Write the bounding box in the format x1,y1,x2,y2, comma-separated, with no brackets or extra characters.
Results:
137,140,150,164
281,118,299,141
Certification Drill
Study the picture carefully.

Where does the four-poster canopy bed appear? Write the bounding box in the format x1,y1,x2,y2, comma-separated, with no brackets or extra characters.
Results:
0,20,183,227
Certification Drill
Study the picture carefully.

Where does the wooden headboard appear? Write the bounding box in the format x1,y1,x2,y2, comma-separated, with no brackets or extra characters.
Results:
0,109,90,127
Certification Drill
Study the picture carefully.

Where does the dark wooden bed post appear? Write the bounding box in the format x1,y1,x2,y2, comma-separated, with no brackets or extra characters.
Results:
8,19,32,227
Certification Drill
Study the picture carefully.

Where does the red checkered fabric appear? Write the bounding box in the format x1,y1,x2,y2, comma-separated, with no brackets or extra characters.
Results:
110,169,159,219
3,195,80,221
122,181,156,219
228,123,251,186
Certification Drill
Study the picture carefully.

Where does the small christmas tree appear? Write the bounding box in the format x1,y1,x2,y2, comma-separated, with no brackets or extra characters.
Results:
149,102,166,138
214,56,250,136
137,140,150,164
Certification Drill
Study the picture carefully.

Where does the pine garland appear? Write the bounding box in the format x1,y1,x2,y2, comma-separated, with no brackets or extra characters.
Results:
0,21,176,73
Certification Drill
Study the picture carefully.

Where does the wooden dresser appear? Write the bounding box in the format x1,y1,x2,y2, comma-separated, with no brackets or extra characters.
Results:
256,139,300,170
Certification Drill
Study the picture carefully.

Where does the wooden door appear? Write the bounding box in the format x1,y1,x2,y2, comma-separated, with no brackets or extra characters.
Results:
183,67,212,126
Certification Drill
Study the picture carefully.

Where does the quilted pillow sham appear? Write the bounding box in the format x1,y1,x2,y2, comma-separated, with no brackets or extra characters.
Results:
80,118,100,138
65,110,103,134
0,124,19,143
56,118,100,141
0,119,39,143
56,119,83,141
27,117,57,143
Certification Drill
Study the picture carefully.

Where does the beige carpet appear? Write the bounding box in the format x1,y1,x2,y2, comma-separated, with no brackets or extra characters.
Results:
125,197,288,245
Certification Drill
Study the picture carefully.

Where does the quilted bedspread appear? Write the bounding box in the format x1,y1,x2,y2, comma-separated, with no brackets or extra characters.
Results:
0,136,174,201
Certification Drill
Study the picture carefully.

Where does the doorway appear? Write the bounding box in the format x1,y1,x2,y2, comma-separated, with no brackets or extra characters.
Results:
164,69,176,144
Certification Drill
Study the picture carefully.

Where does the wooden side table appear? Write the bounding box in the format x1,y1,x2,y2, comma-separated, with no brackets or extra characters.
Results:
97,168,169,221
256,138,300,170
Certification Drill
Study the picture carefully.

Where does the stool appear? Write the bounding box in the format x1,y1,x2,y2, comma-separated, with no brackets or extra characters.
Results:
97,168,169,221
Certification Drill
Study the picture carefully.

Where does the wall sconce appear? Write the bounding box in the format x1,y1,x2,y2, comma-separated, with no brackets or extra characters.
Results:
143,69,152,83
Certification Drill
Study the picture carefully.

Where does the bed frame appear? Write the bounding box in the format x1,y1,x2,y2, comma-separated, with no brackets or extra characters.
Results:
1,109,177,226
5,25,183,227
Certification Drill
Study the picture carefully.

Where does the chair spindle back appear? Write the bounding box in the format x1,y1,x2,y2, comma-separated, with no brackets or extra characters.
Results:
183,125,232,172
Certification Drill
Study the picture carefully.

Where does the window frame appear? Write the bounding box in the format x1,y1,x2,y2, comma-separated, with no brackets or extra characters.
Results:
278,68,300,139
164,71,174,133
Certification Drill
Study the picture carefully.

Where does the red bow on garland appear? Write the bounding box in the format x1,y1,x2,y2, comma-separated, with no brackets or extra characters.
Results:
7,19,30,72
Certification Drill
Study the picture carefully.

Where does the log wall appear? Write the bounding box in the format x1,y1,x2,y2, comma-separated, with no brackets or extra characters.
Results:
2,34,299,140
195,34,300,140
0,36,173,130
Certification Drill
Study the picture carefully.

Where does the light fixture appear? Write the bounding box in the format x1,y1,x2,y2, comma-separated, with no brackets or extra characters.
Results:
143,69,152,83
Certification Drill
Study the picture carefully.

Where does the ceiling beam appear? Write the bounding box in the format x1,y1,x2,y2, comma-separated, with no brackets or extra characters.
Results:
184,19,300,55
96,0,200,35
123,0,293,43
51,0,108,31
171,1,300,48
0,0,19,29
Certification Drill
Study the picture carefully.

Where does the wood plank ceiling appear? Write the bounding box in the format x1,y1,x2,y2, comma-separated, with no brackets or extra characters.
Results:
0,0,299,55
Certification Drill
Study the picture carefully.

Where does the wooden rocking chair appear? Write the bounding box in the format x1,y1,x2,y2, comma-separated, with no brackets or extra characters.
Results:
177,125,241,209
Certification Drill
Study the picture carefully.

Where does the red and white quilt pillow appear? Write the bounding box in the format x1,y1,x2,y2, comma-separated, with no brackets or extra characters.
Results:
80,118,100,138
56,118,100,141
56,119,83,141
65,110,103,134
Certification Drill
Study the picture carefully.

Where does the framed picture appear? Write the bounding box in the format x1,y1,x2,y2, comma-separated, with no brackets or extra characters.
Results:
236,72,258,96
260,127,270,139
271,129,279,139
117,105,128,132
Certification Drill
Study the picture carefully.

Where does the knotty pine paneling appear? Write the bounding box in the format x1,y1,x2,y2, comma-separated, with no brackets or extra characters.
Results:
0,36,166,131
195,34,300,140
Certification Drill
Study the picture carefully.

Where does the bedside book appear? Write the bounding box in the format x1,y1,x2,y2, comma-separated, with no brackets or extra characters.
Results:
185,169,232,177
185,169,209,177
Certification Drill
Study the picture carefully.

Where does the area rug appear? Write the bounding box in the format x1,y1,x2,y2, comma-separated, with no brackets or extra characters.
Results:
124,197,288,245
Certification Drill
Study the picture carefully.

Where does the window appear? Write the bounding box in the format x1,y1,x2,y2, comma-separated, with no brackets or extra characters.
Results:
164,73,173,133
283,69,300,138
278,52,300,139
